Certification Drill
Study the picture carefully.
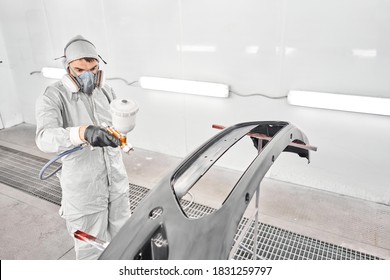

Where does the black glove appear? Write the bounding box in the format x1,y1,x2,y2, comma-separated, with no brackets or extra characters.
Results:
84,125,120,147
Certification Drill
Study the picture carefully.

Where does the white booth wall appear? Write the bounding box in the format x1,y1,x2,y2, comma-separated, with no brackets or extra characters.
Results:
0,22,23,128
0,0,389,205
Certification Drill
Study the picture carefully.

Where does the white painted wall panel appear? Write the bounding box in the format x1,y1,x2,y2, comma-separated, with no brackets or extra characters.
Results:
101,0,186,156
180,0,285,95
282,0,390,96
0,21,23,128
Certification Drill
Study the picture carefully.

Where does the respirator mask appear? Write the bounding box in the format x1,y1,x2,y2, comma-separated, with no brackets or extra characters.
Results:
62,67,105,94
76,71,96,95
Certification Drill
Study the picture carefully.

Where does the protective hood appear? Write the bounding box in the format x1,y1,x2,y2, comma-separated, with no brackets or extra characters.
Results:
63,35,100,66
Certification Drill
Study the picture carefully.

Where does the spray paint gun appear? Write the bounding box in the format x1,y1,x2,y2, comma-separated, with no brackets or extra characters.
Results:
106,98,139,153
102,122,133,153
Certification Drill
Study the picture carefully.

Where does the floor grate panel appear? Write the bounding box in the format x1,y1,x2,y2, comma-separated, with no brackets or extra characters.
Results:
0,145,381,260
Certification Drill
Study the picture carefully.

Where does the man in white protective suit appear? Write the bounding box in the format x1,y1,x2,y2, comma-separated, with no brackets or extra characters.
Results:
35,35,131,260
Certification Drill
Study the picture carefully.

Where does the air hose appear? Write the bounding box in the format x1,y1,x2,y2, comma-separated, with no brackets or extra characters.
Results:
39,145,84,180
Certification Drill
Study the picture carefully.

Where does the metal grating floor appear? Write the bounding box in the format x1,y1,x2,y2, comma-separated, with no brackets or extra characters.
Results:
0,145,381,260
233,218,379,260
0,145,62,205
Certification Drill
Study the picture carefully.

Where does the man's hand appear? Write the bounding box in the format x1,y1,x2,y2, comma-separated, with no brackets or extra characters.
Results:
82,125,120,147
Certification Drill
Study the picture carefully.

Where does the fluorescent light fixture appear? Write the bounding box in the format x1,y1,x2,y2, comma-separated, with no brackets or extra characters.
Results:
284,47,296,56
139,76,229,98
275,46,296,56
352,49,377,58
245,46,259,54
288,90,390,116
41,67,66,79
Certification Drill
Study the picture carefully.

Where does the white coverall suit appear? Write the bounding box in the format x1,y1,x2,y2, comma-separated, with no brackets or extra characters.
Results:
35,81,131,259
